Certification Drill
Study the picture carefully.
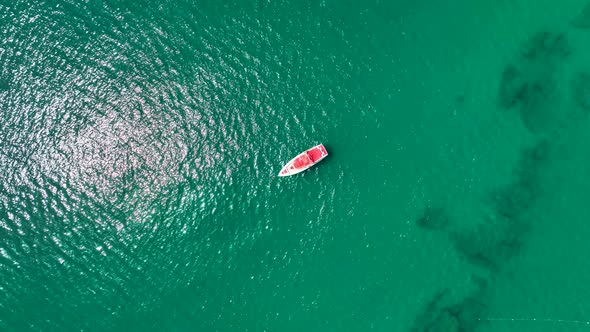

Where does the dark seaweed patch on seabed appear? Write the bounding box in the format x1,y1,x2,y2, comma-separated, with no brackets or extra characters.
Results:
458,140,549,268
414,20,582,332
572,2,590,28
411,277,488,332
450,219,524,271
414,140,549,270
411,140,550,331
493,139,549,219
571,72,590,111
520,31,571,60
497,32,571,134
415,206,450,231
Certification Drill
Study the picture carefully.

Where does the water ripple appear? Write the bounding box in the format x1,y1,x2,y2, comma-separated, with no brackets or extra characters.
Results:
0,1,350,329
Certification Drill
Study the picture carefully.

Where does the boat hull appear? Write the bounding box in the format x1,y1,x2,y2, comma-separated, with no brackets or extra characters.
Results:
278,144,328,177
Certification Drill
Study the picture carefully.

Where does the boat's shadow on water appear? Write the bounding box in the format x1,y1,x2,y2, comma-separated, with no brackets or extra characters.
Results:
322,143,334,161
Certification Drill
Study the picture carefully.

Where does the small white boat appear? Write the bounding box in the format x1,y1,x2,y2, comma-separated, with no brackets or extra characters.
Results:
278,144,328,177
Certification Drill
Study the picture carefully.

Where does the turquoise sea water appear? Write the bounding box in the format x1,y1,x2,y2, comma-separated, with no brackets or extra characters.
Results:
3,0,590,331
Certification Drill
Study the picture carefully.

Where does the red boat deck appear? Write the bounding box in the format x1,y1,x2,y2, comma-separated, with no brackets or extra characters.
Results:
293,154,313,168
306,145,327,162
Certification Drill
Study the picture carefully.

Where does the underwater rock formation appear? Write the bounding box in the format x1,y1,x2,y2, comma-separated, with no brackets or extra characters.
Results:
572,3,590,28
571,72,590,111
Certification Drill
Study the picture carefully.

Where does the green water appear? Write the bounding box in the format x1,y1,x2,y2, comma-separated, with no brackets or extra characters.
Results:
3,0,590,331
